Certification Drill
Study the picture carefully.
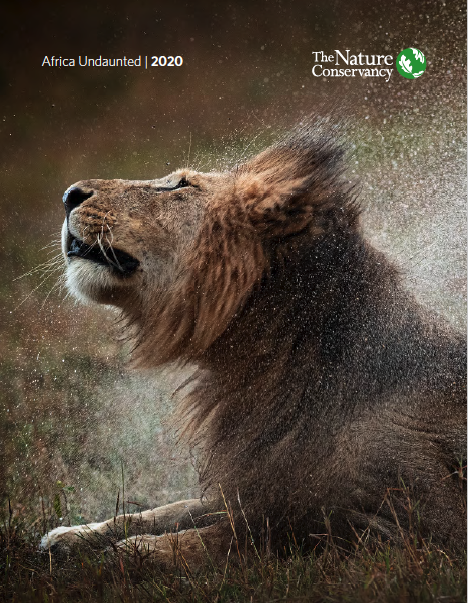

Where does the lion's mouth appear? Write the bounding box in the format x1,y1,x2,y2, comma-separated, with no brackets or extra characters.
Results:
67,236,139,275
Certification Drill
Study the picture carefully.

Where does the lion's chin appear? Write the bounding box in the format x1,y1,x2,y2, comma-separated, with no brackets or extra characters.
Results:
65,260,129,306
61,220,139,306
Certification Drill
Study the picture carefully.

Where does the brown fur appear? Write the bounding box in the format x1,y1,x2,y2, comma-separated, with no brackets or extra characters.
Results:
46,119,466,561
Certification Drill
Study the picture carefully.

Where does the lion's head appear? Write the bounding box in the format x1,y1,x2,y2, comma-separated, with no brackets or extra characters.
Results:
62,122,358,365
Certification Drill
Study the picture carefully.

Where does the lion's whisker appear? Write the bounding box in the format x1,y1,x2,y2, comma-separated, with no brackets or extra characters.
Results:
96,234,122,272
40,274,66,309
14,256,63,280
13,271,59,310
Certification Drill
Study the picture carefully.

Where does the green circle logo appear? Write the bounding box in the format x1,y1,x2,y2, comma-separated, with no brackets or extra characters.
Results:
396,48,426,79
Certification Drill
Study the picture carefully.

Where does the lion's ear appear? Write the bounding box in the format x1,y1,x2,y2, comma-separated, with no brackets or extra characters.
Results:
236,123,354,238
236,173,321,238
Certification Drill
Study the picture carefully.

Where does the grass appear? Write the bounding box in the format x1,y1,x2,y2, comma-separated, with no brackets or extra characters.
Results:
0,492,466,602
1,508,466,602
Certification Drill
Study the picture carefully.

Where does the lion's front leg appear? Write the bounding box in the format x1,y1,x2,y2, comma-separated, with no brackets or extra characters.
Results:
113,522,230,572
40,498,215,555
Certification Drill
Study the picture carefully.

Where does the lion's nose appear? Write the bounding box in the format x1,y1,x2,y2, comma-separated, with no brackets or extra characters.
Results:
63,186,94,216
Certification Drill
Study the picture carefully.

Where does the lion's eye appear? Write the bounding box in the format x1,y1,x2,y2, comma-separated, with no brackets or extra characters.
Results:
156,177,195,193
176,177,190,188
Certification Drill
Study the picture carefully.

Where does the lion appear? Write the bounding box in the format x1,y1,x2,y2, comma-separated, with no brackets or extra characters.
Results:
41,120,466,566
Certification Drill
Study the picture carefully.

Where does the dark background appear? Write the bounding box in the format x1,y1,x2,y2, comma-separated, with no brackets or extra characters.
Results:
0,1,465,524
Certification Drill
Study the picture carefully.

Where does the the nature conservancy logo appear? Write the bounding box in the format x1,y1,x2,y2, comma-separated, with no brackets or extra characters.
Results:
396,48,426,79
311,49,426,82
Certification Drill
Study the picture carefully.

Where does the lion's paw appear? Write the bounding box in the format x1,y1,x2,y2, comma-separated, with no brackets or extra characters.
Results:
111,534,177,569
113,534,165,554
40,522,104,553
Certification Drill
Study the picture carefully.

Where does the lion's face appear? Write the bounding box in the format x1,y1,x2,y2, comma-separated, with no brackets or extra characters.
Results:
61,126,357,365
62,170,225,307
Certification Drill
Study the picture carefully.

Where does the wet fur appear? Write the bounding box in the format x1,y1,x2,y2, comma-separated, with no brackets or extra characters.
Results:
50,119,466,558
